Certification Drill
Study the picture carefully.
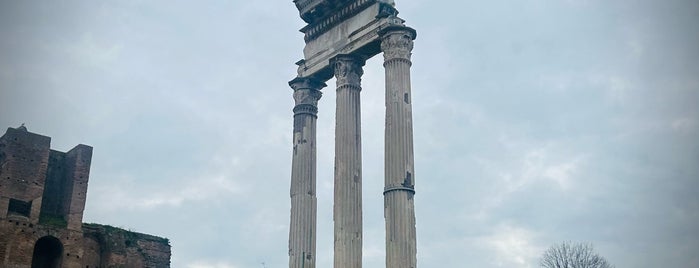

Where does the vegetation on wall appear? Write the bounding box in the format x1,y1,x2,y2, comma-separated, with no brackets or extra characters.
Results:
38,213,68,228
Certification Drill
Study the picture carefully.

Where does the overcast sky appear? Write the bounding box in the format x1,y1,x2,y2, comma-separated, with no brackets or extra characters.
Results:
1,1,698,267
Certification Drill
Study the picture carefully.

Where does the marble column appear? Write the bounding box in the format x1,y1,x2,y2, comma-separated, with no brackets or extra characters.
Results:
332,55,365,268
379,24,418,268
289,77,326,268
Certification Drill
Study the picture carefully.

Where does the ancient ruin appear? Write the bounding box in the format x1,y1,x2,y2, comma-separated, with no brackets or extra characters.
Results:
288,1,418,267
0,126,171,267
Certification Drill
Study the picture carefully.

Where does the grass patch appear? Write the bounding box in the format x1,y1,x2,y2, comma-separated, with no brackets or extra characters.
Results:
38,213,67,228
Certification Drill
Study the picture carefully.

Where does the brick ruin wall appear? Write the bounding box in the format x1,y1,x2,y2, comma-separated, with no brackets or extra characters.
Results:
0,221,171,268
82,223,171,268
0,127,51,225
0,127,171,267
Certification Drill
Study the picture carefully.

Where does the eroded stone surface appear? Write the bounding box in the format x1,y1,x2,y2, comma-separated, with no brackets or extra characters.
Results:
296,1,398,79
332,55,365,268
288,78,325,268
380,25,418,268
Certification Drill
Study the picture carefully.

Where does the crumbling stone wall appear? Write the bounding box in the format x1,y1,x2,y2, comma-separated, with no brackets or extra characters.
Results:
0,219,85,267
39,145,92,232
0,126,171,267
0,127,51,224
57,144,92,231
83,223,171,268
0,220,171,268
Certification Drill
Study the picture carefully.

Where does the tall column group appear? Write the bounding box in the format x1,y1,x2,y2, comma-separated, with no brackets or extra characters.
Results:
288,21,417,268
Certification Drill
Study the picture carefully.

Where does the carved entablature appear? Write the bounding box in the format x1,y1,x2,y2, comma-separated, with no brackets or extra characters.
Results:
300,0,377,42
292,0,406,79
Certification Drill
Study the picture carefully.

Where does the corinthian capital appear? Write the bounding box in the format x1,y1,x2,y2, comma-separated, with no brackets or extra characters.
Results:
293,88,322,106
379,25,417,61
332,54,365,88
290,77,325,116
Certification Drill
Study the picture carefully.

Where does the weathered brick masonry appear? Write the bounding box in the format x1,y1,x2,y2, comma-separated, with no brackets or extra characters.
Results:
0,126,171,268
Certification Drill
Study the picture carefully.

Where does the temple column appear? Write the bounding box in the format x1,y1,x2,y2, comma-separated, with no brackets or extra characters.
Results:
379,23,418,268
289,77,326,268
332,55,365,268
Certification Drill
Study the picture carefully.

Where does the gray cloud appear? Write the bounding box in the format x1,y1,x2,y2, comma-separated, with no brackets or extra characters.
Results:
1,0,697,267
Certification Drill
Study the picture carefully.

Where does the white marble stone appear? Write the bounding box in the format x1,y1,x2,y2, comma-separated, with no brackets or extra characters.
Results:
332,55,365,268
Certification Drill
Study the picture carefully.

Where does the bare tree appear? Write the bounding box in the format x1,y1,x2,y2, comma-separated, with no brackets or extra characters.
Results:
540,241,614,268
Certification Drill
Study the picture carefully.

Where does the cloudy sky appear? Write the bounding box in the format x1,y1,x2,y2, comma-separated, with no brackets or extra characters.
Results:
1,0,698,267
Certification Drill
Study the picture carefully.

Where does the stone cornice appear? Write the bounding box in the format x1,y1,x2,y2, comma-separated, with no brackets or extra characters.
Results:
301,0,377,42
294,0,346,24
294,3,407,79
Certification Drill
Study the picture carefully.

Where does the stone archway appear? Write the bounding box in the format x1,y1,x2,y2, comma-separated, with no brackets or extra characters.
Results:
31,236,63,268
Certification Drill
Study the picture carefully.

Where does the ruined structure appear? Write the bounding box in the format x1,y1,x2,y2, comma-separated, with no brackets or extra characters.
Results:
0,126,171,268
288,1,417,267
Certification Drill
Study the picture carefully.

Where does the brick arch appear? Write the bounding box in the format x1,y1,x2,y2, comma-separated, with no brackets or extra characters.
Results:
31,236,63,268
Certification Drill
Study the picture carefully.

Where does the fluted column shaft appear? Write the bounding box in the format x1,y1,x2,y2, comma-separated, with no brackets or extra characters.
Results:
332,55,365,268
380,25,418,268
289,77,326,268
